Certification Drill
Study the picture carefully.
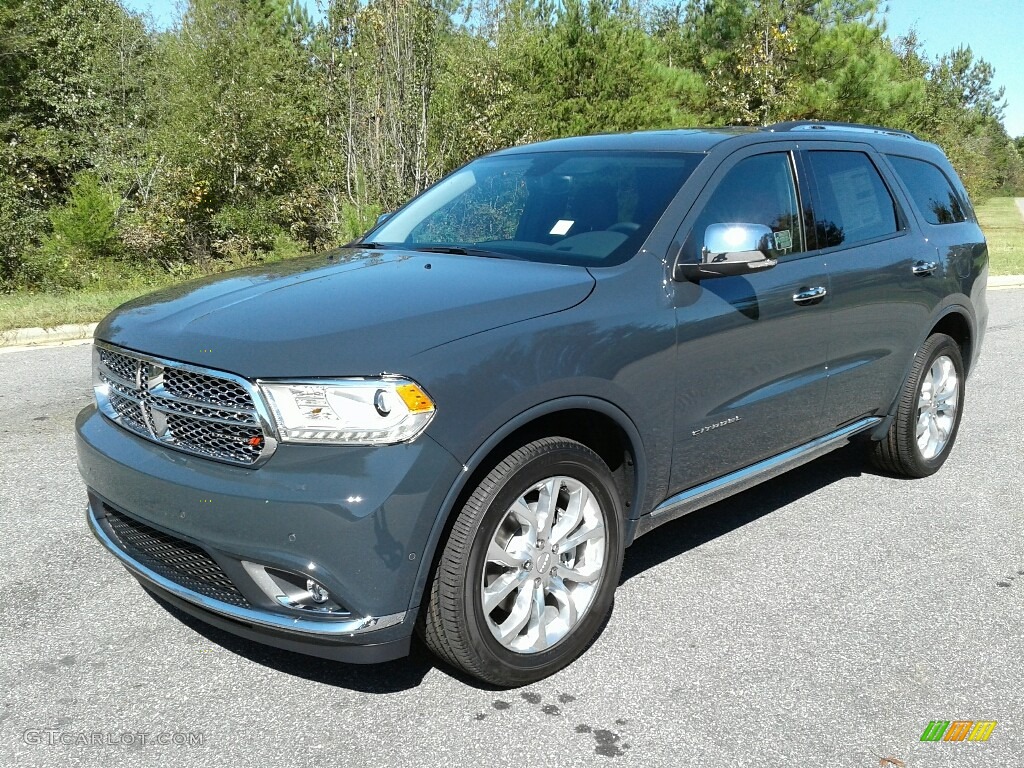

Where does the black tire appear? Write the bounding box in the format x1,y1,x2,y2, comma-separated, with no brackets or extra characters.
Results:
870,333,965,478
421,437,624,687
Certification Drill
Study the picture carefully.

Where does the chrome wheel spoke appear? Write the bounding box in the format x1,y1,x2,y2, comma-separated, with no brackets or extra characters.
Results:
481,474,608,654
497,581,535,643
530,584,550,651
483,570,526,613
510,497,539,537
487,539,525,569
535,477,561,535
550,483,589,547
556,519,604,555
548,577,578,627
555,563,600,584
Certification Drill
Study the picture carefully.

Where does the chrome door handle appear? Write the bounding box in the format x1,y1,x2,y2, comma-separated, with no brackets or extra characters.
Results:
912,260,938,276
792,286,828,305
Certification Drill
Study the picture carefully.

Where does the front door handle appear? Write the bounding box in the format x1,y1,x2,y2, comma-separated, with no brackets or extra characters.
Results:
912,260,938,276
792,286,828,305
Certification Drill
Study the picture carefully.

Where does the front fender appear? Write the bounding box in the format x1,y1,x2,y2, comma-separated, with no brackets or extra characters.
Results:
405,395,649,620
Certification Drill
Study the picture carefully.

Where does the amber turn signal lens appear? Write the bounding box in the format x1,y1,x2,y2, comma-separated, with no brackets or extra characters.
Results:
396,383,435,413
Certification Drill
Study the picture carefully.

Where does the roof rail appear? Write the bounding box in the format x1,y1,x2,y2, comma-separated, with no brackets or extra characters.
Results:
762,120,920,140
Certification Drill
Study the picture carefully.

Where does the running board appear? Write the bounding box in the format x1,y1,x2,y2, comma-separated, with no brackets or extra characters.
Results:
634,417,882,538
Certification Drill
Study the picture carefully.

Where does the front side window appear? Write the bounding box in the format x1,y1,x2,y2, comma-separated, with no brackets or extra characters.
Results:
682,152,804,262
806,151,899,248
368,151,704,267
887,155,967,225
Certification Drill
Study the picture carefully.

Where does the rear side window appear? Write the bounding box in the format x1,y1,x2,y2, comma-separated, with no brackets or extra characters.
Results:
806,151,899,248
887,155,967,225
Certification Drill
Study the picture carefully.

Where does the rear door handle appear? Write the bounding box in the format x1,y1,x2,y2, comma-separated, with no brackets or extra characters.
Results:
912,260,938,276
792,286,828,305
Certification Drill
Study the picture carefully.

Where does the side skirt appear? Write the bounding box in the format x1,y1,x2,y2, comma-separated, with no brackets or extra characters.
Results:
633,417,882,539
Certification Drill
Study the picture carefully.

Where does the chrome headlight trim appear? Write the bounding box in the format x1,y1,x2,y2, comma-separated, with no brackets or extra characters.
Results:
257,376,437,446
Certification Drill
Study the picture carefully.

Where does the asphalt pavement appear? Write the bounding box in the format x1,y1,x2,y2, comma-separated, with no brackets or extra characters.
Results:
0,291,1021,768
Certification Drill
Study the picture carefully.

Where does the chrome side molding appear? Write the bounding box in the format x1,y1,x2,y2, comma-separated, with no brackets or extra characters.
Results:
635,417,882,538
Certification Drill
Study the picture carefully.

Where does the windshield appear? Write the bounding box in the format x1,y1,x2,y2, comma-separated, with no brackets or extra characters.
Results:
366,150,704,267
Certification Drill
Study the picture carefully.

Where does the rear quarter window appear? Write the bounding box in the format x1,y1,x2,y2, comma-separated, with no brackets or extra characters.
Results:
886,155,968,225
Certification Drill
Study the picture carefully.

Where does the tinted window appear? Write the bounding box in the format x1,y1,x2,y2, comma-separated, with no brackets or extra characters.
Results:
370,151,704,267
887,155,967,225
807,151,899,248
683,153,804,261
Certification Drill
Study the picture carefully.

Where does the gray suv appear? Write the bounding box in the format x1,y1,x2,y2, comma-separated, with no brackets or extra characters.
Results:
76,121,988,686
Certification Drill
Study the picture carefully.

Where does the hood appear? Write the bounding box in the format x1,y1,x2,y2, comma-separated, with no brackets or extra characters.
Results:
96,248,595,377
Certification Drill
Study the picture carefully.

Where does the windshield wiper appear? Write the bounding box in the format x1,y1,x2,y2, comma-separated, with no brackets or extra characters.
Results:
339,241,386,249
408,245,512,259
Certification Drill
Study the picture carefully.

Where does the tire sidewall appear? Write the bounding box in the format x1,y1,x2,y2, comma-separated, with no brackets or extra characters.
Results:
461,442,624,683
905,335,965,475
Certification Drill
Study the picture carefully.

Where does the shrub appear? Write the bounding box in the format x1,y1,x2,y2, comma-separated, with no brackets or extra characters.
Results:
28,172,121,289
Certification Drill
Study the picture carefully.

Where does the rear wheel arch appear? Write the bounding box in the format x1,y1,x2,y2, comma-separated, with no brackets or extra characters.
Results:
872,304,975,442
929,308,973,374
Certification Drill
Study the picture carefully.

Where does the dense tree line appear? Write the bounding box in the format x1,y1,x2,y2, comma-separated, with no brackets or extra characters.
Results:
1,0,1021,290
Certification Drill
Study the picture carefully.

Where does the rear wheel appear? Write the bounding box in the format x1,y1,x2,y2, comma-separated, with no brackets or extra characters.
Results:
421,437,624,687
870,333,965,478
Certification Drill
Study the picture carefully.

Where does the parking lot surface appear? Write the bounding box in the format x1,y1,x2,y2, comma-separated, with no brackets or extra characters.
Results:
1,289,1021,767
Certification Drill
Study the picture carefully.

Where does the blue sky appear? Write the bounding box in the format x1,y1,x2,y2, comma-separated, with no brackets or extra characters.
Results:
121,0,1024,137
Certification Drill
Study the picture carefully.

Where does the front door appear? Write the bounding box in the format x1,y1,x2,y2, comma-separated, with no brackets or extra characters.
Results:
668,147,832,493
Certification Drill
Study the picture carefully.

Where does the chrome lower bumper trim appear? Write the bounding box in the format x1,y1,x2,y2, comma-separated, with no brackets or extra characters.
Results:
86,504,406,637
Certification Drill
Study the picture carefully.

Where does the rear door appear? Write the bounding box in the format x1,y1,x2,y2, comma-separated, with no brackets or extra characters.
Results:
800,144,941,427
668,145,832,493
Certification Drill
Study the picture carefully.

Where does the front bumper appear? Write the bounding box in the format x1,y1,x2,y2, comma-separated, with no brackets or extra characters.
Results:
76,404,463,662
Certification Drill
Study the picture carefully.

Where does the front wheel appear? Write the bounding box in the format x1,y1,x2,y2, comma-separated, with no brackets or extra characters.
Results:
870,332,966,478
421,437,624,687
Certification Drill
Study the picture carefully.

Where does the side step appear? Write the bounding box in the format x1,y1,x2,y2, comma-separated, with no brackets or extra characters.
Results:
634,417,882,539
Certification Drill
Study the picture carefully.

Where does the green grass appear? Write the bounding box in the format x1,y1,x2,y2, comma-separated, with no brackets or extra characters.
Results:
2,201,1022,333
976,197,1024,276
0,280,176,333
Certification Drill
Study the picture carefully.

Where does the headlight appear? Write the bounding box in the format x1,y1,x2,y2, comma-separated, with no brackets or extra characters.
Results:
259,377,435,445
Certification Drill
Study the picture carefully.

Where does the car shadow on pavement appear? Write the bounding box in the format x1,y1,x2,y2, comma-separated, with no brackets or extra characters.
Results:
142,442,871,693
145,590,454,692
620,442,868,582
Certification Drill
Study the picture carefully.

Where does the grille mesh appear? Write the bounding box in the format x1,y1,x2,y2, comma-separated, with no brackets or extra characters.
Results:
95,344,268,466
98,347,138,383
164,369,252,408
166,414,264,464
103,504,250,608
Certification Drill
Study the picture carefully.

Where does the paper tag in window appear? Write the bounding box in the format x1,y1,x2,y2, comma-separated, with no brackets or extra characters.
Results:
550,220,574,236
774,229,793,250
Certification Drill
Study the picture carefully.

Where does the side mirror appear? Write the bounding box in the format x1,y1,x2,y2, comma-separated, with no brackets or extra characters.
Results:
675,223,779,281
375,212,393,227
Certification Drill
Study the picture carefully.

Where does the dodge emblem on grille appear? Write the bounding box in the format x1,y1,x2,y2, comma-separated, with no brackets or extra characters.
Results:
137,362,170,438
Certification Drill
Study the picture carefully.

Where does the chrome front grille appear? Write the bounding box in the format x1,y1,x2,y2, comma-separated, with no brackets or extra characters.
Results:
94,343,275,466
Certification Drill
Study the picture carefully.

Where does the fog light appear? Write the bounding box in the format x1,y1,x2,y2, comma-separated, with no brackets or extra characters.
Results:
242,561,347,614
306,579,330,604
